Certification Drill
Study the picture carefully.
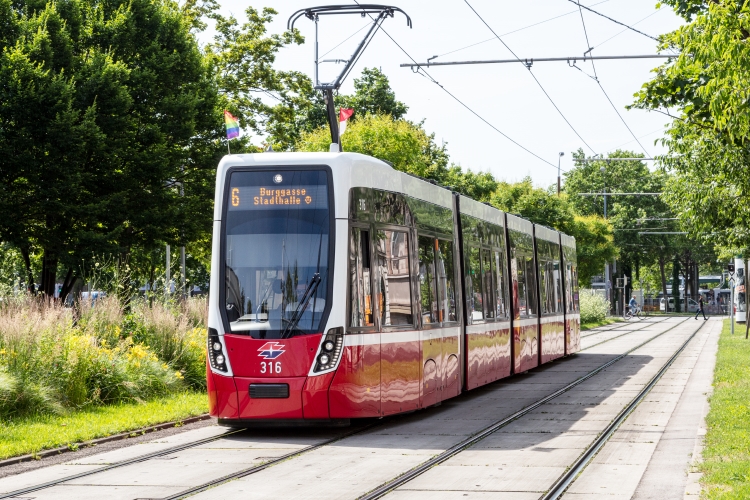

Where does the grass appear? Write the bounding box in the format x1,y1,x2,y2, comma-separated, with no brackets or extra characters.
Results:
0,391,207,460
581,317,620,331
700,319,750,499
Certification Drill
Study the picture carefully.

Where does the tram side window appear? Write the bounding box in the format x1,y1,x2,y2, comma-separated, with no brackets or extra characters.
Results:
376,230,414,326
571,264,580,312
437,240,457,322
525,256,539,317
566,264,572,313
468,247,483,321
515,255,527,318
418,236,439,325
349,228,373,328
494,250,508,318
481,249,496,319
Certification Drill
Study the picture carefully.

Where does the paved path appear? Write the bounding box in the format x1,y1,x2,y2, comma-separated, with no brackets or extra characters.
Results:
0,317,718,500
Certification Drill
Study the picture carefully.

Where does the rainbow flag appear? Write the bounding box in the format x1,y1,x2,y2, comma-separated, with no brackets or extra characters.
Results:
224,110,239,139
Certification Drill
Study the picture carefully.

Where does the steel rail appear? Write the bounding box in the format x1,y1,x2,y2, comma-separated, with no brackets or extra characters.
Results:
541,319,710,499
2,317,688,500
580,316,667,339
0,428,245,499
581,317,670,350
356,317,693,500
161,422,379,500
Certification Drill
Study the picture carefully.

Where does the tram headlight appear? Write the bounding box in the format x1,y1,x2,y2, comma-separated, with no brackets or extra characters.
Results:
313,327,344,373
207,328,229,374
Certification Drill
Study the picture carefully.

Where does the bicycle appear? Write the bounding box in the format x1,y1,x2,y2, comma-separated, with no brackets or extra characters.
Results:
624,305,643,320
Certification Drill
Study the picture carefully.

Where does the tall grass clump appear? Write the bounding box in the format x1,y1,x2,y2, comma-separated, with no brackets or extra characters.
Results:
579,288,609,324
0,295,207,420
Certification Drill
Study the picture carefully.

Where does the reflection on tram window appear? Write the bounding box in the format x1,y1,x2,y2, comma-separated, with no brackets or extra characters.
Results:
223,170,330,338
525,256,538,317
376,230,413,326
494,250,508,318
515,255,527,318
468,247,483,322
349,228,373,328
418,236,439,325
481,249,495,319
438,240,457,322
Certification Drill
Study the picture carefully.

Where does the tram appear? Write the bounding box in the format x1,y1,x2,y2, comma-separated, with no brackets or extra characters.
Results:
206,152,580,424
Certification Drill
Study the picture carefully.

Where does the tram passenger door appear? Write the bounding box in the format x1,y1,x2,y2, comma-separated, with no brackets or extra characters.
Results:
419,237,441,408
377,229,420,415
330,226,380,418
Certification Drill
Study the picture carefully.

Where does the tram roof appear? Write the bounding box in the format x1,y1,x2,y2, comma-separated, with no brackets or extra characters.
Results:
215,152,455,219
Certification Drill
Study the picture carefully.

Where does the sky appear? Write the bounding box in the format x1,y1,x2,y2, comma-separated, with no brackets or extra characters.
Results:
212,0,684,188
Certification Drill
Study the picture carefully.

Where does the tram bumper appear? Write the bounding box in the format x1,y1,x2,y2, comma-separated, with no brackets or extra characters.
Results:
213,373,336,422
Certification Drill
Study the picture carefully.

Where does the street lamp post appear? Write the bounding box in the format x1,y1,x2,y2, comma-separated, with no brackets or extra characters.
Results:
557,152,564,196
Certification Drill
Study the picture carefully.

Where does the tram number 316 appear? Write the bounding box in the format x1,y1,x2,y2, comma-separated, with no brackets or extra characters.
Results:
260,361,282,374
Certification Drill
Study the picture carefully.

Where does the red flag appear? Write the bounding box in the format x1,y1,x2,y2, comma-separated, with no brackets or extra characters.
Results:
339,108,354,135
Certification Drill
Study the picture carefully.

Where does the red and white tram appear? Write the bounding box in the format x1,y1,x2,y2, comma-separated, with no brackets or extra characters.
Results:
206,152,580,424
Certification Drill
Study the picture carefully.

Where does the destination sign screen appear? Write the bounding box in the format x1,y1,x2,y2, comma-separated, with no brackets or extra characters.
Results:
226,170,329,211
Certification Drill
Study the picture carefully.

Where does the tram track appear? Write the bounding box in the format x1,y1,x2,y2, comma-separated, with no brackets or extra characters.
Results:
356,316,697,500
541,318,711,500
580,315,666,339
0,318,691,500
580,316,670,351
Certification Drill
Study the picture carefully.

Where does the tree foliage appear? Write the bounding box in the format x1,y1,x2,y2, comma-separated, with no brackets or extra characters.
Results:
632,0,750,255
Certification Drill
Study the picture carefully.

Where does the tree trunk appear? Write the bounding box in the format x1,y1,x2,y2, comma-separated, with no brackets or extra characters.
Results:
20,246,35,294
673,257,681,313
40,250,58,297
60,267,75,304
658,256,668,309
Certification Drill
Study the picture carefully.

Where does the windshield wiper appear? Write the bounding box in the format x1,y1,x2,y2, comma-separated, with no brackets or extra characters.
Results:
281,273,321,339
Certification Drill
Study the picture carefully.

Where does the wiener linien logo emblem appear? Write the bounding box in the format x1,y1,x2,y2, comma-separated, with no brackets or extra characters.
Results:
257,342,285,360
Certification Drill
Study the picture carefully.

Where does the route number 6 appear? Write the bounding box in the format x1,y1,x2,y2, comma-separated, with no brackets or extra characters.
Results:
260,361,281,374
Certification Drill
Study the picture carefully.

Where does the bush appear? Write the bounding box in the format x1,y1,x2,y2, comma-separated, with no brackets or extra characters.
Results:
580,289,609,324
0,295,207,420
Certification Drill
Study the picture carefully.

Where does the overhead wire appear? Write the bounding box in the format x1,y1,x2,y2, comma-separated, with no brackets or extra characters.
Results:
437,0,614,59
319,22,371,59
351,0,560,169
568,0,659,41
463,0,598,155
575,4,651,156
595,6,665,49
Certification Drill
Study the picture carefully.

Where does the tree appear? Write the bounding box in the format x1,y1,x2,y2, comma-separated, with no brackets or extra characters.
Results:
297,113,451,181
490,177,616,285
206,7,314,152
564,150,677,296
290,67,409,144
0,0,225,297
631,0,750,257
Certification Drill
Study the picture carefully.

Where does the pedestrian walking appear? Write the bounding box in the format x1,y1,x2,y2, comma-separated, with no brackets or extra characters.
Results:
695,295,707,320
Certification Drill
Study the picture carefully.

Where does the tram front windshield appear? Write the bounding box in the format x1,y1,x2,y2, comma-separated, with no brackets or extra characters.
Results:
223,169,330,338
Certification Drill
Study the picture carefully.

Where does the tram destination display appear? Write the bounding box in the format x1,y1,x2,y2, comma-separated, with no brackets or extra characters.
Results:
228,185,327,210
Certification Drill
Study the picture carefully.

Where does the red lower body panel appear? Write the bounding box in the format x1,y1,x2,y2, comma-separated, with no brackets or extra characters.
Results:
465,323,512,390
302,372,335,419
514,320,539,373
566,314,581,354
381,338,420,415
329,341,381,418
236,376,305,419
540,317,565,364
210,371,239,419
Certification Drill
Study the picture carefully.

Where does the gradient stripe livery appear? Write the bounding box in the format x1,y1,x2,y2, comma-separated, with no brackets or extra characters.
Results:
206,153,581,423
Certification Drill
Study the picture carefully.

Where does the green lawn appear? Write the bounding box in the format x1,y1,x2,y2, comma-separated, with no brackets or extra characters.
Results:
700,320,750,499
0,392,208,460
581,317,620,331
